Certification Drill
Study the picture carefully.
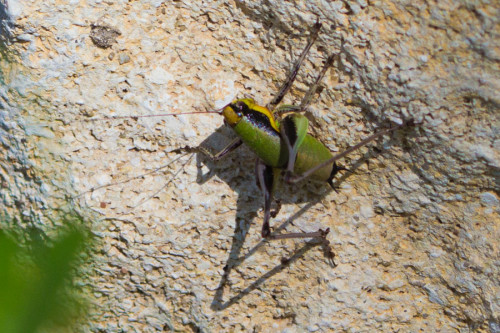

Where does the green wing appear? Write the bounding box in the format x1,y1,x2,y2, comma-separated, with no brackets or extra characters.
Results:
279,113,309,175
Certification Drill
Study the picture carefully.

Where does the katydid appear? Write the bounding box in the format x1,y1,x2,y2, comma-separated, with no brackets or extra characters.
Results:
194,22,411,259
93,22,412,260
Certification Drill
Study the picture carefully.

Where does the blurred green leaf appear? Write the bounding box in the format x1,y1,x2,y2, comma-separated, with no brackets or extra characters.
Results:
0,220,91,333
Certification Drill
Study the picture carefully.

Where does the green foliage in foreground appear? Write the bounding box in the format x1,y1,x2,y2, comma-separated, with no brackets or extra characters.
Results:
0,222,91,333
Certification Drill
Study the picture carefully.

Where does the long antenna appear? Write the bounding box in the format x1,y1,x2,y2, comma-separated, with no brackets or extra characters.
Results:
88,110,221,121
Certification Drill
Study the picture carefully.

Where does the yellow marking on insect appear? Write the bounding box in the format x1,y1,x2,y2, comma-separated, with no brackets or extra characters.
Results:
223,98,280,132
222,103,241,126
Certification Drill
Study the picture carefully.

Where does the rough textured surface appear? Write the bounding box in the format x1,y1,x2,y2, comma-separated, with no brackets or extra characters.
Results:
1,0,499,332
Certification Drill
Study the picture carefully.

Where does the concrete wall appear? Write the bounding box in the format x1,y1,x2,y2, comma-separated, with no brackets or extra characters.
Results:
1,0,498,331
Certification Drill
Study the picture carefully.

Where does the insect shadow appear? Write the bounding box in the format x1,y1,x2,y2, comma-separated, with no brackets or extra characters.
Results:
192,126,330,310
78,21,417,311
191,119,406,310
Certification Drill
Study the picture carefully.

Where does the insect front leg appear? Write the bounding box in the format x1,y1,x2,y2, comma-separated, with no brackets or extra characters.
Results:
197,137,243,161
299,52,336,111
268,22,322,109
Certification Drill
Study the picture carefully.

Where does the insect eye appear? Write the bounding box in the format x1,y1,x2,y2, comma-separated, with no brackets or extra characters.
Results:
235,102,245,116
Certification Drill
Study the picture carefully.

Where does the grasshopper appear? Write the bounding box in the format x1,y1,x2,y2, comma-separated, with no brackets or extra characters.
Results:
96,22,410,259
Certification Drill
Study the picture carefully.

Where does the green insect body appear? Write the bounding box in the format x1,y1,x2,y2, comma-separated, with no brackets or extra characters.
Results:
224,100,286,168
291,133,334,181
99,22,410,262
222,98,337,183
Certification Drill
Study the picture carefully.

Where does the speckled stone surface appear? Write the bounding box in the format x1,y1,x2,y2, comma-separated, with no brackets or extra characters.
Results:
1,0,498,332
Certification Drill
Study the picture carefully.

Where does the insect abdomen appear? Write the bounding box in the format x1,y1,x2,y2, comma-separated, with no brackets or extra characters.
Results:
294,135,333,182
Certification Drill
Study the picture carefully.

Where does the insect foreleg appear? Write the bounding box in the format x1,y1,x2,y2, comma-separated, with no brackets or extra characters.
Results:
197,137,243,161
300,53,336,111
273,104,303,116
272,50,335,117
268,22,322,109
